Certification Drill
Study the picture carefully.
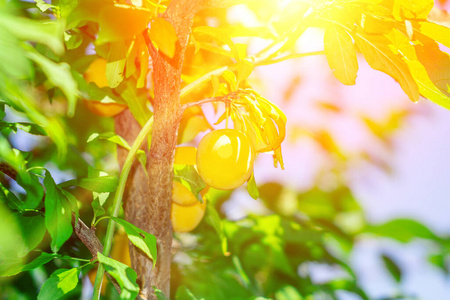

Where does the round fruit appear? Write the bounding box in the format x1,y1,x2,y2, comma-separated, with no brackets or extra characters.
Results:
196,129,255,190
171,199,206,233
172,181,198,206
174,146,197,165
83,58,126,117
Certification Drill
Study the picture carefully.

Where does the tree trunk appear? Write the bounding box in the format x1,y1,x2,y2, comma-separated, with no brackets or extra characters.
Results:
115,1,205,298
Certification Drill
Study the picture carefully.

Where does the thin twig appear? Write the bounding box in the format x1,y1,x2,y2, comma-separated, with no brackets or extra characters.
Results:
143,29,158,60
180,94,234,111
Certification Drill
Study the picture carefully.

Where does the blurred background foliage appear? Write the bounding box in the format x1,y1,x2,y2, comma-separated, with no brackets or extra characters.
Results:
1,0,450,299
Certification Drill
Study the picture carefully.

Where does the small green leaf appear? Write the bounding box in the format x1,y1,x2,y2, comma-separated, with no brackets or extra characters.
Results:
58,175,119,193
175,285,200,300
111,217,157,267
154,287,169,300
382,254,402,283
246,173,259,200
97,252,140,300
173,165,206,200
37,268,79,300
91,192,109,219
34,0,56,12
88,131,147,174
44,172,73,252
64,31,83,50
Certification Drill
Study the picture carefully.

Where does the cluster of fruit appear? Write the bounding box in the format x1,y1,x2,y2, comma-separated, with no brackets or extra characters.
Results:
172,129,255,232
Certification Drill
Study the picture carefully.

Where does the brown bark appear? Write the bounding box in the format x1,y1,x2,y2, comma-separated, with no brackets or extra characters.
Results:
115,1,205,298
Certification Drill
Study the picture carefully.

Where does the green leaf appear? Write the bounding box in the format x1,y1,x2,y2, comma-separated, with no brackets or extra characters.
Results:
22,252,57,273
15,213,47,258
58,175,119,193
175,285,199,300
97,252,140,300
111,217,157,267
44,172,73,252
64,31,83,50
0,12,64,55
91,192,109,219
16,171,44,209
149,18,178,58
154,287,169,300
117,80,153,128
382,254,402,283
324,25,358,85
37,268,79,300
87,131,147,172
366,219,439,243
173,165,206,199
205,202,228,256
246,173,259,200
34,0,56,12
106,41,127,88
274,285,303,300
24,45,78,116
355,28,419,101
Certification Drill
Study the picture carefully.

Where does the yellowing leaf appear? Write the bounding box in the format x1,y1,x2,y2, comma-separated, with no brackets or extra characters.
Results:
355,28,419,101
97,4,153,44
236,59,254,86
417,21,450,48
392,0,433,21
324,25,358,85
387,28,450,108
149,17,178,58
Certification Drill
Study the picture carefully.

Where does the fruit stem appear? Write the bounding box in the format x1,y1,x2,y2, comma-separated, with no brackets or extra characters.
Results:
92,116,154,300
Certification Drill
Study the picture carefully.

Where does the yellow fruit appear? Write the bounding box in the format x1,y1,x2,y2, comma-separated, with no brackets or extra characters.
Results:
196,129,255,190
174,146,197,165
172,181,198,206
171,199,206,233
83,58,126,117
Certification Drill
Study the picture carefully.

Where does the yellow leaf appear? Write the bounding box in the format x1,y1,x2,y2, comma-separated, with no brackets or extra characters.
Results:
149,17,178,59
417,21,450,49
97,4,153,44
324,25,358,85
355,28,419,101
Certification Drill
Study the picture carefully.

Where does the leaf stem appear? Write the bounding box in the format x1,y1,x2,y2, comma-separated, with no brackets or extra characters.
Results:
92,116,154,300
254,50,326,66
180,94,234,112
180,66,228,98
